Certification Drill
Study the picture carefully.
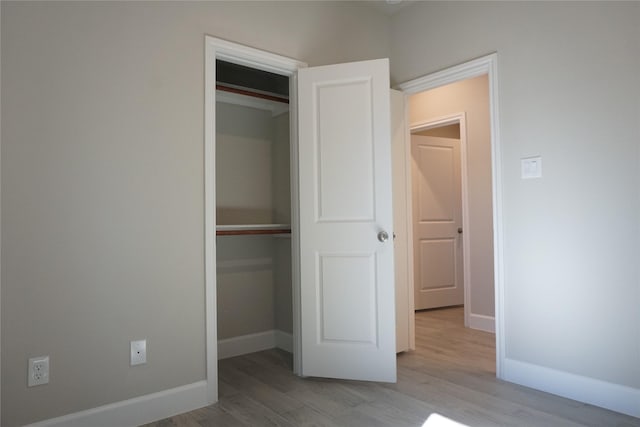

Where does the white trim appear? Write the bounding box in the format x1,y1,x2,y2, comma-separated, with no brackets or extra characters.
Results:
391,90,415,352
397,55,494,94
24,381,208,427
216,257,273,271
397,53,505,378
409,113,472,329
216,223,291,232
218,331,278,360
503,358,640,418
0,3,3,421
403,97,416,351
468,314,495,333
275,330,294,353
217,330,294,360
205,36,307,401
210,37,306,76
289,72,303,375
216,89,289,117
410,114,463,133
204,37,217,405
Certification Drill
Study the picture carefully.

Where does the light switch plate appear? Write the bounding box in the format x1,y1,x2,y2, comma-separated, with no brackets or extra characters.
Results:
521,156,542,179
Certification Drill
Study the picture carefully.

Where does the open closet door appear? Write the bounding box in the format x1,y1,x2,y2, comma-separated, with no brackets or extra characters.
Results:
298,58,396,382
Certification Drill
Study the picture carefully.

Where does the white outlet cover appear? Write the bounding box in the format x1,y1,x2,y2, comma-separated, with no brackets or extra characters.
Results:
130,340,147,366
28,355,50,387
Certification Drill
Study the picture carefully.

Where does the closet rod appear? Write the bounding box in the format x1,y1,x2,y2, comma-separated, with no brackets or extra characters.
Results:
216,84,289,104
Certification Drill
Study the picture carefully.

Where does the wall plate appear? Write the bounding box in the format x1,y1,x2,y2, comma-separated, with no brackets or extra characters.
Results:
28,355,50,387
521,156,542,179
130,340,147,366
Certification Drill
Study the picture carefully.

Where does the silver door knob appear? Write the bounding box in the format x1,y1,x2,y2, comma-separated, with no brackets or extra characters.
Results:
378,231,389,242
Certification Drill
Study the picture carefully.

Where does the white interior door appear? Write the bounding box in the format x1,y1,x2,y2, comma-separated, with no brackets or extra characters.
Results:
298,59,396,382
412,135,464,310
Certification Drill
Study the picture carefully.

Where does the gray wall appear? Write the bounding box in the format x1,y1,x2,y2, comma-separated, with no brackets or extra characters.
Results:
391,2,640,389
272,113,293,334
409,75,494,319
0,2,389,425
4,1,639,425
216,236,276,340
216,102,275,224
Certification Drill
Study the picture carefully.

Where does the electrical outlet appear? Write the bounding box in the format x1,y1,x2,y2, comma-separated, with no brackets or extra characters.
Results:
130,339,147,366
28,356,50,387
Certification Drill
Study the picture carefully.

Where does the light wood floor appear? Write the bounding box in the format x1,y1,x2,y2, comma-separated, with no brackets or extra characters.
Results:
143,307,640,426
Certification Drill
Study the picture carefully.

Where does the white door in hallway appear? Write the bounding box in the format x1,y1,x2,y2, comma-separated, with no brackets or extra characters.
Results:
412,135,464,310
298,58,396,382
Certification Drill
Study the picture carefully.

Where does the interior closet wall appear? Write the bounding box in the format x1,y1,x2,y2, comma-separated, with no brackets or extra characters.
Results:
215,100,292,343
272,114,293,335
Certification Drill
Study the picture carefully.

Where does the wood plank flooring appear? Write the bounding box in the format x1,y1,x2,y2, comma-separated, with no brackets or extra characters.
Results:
143,307,640,427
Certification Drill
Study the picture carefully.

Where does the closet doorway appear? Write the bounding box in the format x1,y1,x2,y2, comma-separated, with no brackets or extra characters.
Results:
215,59,296,362
207,38,399,401
204,39,306,402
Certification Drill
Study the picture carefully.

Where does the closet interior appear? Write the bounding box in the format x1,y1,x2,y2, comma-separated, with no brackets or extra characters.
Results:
215,60,294,362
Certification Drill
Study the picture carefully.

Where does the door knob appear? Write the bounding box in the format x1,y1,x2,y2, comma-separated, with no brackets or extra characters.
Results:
458,227,463,234
378,231,389,243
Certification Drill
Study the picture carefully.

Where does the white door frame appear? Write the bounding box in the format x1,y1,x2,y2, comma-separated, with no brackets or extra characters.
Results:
204,36,306,403
410,113,471,326
397,53,505,378
0,3,3,418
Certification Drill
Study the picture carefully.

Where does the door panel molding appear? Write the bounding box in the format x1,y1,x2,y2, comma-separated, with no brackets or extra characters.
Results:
317,252,377,345
314,77,376,223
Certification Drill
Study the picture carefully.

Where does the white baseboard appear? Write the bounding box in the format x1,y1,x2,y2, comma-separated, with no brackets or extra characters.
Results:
218,329,293,360
218,330,276,360
468,313,495,333
503,358,640,418
25,380,208,427
275,330,293,353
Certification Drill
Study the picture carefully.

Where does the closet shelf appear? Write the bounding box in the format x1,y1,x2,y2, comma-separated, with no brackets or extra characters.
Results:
216,84,289,104
216,224,291,236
